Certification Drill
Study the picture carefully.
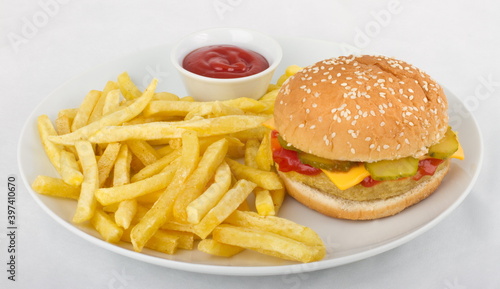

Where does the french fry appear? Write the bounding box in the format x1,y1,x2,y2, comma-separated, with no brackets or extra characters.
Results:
270,188,286,214
127,140,159,166
95,157,179,206
102,89,121,116
244,138,260,168
31,175,80,200
55,113,72,136
131,149,181,182
212,224,325,263
225,158,283,190
130,130,200,251
225,210,324,246
88,81,119,123
186,162,232,224
198,239,244,257
115,199,137,230
59,150,83,186
194,179,257,239
48,78,158,145
161,229,196,250
97,143,121,187
90,208,123,243
73,140,98,223
71,90,101,132
87,115,270,143
255,131,273,172
152,91,179,101
118,72,142,100
122,228,179,255
172,138,229,222
113,144,132,187
37,115,64,172
254,188,275,216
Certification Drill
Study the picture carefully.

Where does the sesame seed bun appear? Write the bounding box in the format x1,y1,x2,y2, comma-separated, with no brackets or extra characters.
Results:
274,55,449,162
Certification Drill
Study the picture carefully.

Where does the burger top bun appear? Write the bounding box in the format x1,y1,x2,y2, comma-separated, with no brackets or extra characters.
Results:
274,55,449,162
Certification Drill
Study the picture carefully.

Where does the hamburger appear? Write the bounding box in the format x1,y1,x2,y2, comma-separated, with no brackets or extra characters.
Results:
269,55,464,220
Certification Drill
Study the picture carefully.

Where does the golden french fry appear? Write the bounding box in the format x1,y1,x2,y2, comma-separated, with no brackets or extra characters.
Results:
115,199,137,229
244,138,260,168
87,115,270,143
225,210,323,246
95,157,179,206
254,188,275,216
152,91,180,101
130,130,200,251
48,78,158,145
37,115,64,172
160,221,197,235
172,138,229,222
222,97,267,113
97,143,121,187
91,208,123,243
102,89,121,116
55,113,72,136
255,131,273,171
127,140,159,166
143,100,202,117
285,64,303,77
122,228,179,255
88,81,119,123
31,175,80,200
58,108,78,119
113,144,131,186
59,150,83,186
194,179,257,239
212,224,325,263
71,90,101,132
131,149,181,182
198,239,244,257
73,140,98,223
186,162,232,224
118,72,142,100
225,158,282,190
162,229,196,250
229,126,270,142
270,188,286,214
135,190,162,204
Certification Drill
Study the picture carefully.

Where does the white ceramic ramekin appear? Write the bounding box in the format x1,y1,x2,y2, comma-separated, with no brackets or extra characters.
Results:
170,28,283,101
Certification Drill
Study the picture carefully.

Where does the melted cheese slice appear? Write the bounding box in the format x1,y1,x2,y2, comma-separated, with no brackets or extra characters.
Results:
450,142,465,160
321,165,370,191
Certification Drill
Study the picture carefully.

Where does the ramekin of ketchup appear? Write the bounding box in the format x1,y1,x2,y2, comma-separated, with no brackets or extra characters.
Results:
171,28,282,101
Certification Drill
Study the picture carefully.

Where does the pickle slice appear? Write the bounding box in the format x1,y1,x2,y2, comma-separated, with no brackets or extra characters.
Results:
298,152,356,172
428,127,459,159
365,156,419,181
277,135,301,152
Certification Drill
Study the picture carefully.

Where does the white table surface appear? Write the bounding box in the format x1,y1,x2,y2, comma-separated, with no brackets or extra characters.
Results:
1,0,499,288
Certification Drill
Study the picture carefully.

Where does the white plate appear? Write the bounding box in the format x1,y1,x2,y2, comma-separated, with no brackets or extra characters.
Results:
18,37,483,276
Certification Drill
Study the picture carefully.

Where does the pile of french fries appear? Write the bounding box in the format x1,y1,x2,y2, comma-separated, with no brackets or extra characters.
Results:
31,66,326,263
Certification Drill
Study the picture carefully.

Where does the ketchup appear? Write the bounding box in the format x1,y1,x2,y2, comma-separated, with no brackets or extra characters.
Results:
182,45,269,79
270,131,321,175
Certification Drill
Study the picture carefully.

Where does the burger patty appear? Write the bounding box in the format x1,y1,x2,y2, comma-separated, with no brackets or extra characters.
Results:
280,160,450,202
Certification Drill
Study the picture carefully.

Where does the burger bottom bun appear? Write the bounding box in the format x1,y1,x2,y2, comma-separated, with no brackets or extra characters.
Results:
278,160,450,220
